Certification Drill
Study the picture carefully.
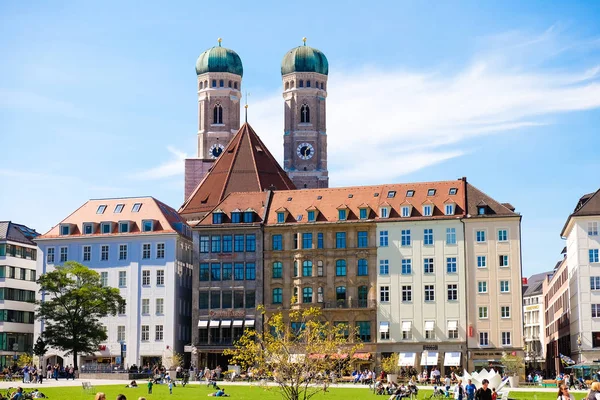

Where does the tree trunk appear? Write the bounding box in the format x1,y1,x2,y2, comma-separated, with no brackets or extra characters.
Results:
73,350,78,370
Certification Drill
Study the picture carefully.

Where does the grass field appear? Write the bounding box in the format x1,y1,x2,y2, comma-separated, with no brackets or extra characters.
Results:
0,384,584,400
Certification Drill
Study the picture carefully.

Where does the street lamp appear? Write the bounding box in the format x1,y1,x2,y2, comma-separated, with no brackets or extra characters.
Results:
12,343,19,366
577,335,582,364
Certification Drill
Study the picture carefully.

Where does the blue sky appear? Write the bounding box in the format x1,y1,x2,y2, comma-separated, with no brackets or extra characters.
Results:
1,1,600,277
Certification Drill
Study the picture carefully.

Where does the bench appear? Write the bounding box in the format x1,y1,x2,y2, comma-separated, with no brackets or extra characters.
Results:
82,381,96,393
542,379,558,388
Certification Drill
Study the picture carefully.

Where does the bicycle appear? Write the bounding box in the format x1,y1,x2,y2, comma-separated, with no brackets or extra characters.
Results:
427,386,446,399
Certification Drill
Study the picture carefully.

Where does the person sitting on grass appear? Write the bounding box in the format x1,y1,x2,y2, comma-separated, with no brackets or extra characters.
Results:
125,380,137,388
208,388,230,397
94,393,106,400
116,395,127,400
10,388,23,400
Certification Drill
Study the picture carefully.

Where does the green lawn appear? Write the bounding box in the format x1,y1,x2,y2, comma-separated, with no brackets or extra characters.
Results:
0,384,584,400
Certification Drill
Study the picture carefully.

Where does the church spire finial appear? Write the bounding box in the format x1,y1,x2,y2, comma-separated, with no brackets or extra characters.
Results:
218,37,222,47
302,37,307,46
244,91,250,123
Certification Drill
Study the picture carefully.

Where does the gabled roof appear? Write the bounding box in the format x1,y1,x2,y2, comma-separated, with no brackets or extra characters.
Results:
0,221,39,246
38,197,191,239
465,182,519,218
523,271,553,297
196,191,270,227
179,123,295,218
561,189,600,237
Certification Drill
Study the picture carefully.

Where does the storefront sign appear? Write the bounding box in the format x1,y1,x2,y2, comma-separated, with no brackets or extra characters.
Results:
423,345,438,351
472,352,503,357
209,310,247,318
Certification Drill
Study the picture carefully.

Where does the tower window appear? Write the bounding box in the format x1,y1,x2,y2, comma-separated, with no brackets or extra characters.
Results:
300,104,310,123
234,82,238,89
285,82,289,90
212,79,217,88
321,82,324,90
219,79,224,87
306,80,311,87
228,80,232,88
299,80,304,88
315,81,319,88
291,81,294,88
199,81,203,90
213,104,223,124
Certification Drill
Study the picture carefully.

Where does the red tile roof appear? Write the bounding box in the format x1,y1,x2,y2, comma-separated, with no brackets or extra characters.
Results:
196,191,270,226
179,123,295,218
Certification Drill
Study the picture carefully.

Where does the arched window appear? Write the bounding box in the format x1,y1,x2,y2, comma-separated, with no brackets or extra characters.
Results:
336,286,346,304
234,82,238,89
336,259,346,276
199,81,203,90
321,82,325,90
219,79,224,87
302,260,312,277
358,259,368,276
291,80,294,88
317,287,324,303
272,288,282,304
211,79,217,88
272,261,282,278
299,80,304,88
228,80,232,88
358,285,368,307
315,81,319,88
293,286,298,303
300,104,310,123
293,260,299,277
306,80,311,88
213,103,223,124
205,80,208,88
302,287,313,303
317,261,324,276
285,82,289,90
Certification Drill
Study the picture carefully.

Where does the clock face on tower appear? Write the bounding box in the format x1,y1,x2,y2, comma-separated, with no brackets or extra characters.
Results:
209,143,225,159
296,142,314,160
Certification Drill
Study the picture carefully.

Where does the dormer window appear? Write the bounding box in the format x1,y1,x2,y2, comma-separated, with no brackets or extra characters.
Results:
401,206,411,218
232,211,242,223
142,220,154,232
449,188,458,195
338,209,347,221
60,224,70,236
101,222,112,234
445,204,455,216
83,223,94,235
119,221,130,233
96,205,107,214
308,210,316,222
132,203,142,212
423,205,433,216
243,211,254,223
406,190,414,197
114,204,124,213
387,191,396,198
359,208,368,219
380,207,390,219
427,189,436,196
277,212,285,224
212,212,223,225
478,206,486,215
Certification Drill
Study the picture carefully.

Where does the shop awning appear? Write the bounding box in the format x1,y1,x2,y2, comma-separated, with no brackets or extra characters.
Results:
209,320,220,328
353,352,372,360
420,351,438,366
398,352,416,366
198,320,209,328
331,353,349,360
448,320,458,330
245,319,255,327
379,322,389,333
308,354,326,360
220,320,232,328
444,352,462,366
232,320,244,327
425,320,435,331
401,321,412,332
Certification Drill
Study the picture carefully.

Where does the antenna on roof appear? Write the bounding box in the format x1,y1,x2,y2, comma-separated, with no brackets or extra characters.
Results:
244,91,250,123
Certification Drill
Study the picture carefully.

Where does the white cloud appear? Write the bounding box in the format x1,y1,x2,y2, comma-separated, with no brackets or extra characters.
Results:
128,146,188,180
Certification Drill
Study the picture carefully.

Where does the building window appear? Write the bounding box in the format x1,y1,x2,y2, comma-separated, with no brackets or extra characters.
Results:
141,325,149,341
425,326,435,340
272,234,283,250
355,258,368,276
478,281,488,293
210,236,221,253
234,263,244,280
272,288,282,304
589,222,599,236
446,228,456,245
100,271,108,287
401,259,412,274
357,231,368,248
448,326,458,339
591,276,600,290
424,285,435,302
234,235,244,252
336,286,346,304
500,280,510,293
300,104,310,123
380,286,390,302
336,259,347,276
592,304,600,318
317,233,324,249
132,203,142,212
60,224,69,235
60,247,68,263
46,248,55,264
424,258,434,274
222,263,232,280
338,209,347,221
142,270,150,286
498,229,508,242
479,306,488,319
142,243,151,259
379,230,388,247
446,257,457,273
119,222,129,233
141,299,149,315
336,232,347,249
422,205,433,216
231,212,241,223
501,306,511,318
423,229,433,245
445,204,454,215
96,205,107,214
117,326,125,342
402,322,412,340
479,332,489,346
475,255,486,268
359,208,368,219
156,298,164,315
302,261,312,277
277,212,285,223
118,271,127,287
379,259,389,275
83,246,91,262
356,321,371,342
402,285,412,302
302,287,313,303
380,207,389,218
476,230,486,242
293,261,298,277
302,233,313,249
401,230,411,246
590,249,599,263
213,104,223,124
156,243,165,259
155,325,164,341
499,255,509,267
401,206,410,217
447,284,458,301
317,261,324,277
502,332,511,346
308,210,316,222
83,223,93,235
273,262,283,278
119,244,127,260
246,235,256,252
156,269,166,285
380,322,390,340
199,236,210,253
199,292,209,309
199,263,209,281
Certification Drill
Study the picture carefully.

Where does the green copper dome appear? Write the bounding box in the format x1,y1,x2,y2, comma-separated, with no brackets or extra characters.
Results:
196,40,243,77
281,41,328,76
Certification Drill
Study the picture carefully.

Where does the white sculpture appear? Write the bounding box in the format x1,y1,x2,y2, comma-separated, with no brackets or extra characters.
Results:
457,368,508,391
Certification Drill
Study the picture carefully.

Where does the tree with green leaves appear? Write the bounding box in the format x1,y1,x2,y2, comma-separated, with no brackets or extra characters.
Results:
33,336,47,360
36,261,125,370
224,305,362,400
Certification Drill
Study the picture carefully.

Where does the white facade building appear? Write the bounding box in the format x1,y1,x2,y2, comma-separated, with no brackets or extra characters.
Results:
34,197,193,370
0,222,39,368
523,272,550,369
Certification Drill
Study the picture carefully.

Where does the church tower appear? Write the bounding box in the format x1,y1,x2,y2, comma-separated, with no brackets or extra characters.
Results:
281,38,329,189
184,39,243,199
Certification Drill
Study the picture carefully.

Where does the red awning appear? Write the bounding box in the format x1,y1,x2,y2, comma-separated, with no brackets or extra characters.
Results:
330,353,349,360
308,354,326,359
353,352,372,360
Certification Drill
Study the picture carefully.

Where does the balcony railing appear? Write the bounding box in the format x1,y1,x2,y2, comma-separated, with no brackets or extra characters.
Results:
323,299,377,309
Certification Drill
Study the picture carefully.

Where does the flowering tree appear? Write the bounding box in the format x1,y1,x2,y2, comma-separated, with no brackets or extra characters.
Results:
225,305,362,400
